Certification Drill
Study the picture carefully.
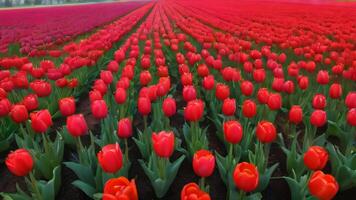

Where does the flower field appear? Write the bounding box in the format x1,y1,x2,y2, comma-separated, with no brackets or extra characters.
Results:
0,0,355,199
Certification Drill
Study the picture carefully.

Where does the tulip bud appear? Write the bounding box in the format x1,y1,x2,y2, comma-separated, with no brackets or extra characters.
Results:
100,70,113,85
347,108,356,126
91,100,108,119
240,81,253,96
114,88,127,104
89,90,102,103
345,92,356,109
22,94,38,111
222,98,236,116
138,97,151,116
312,94,326,110
267,93,282,110
97,143,123,173
66,114,88,137
316,70,329,85
289,105,303,124
139,70,152,86
30,109,53,133
152,131,175,158
257,88,269,104
117,118,132,138
183,85,197,102
215,83,230,100
202,75,215,90
184,99,204,122
233,162,259,192
6,148,33,176
10,105,28,123
329,83,342,99
223,120,243,144
162,97,176,117
193,150,215,177
0,98,12,117
242,99,257,118
256,121,276,143
310,110,327,127
59,97,76,116
303,146,328,170
308,171,338,200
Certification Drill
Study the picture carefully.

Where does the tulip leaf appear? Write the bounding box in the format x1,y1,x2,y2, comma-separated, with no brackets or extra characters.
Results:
64,162,95,186
0,132,13,153
246,192,262,200
284,177,305,200
256,163,278,192
72,180,96,198
336,165,354,191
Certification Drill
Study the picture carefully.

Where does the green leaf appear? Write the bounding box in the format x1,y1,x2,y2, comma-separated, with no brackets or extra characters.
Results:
64,162,95,186
256,163,279,192
72,180,96,198
246,192,263,200
284,176,306,200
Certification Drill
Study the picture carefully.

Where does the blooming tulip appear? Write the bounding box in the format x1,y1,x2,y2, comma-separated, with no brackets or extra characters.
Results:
152,131,175,158
162,97,176,117
117,118,132,138
6,148,33,176
59,97,76,116
193,150,215,177
91,100,108,119
308,171,339,200
222,98,236,116
223,120,243,144
103,177,138,200
242,99,257,118
303,146,328,170
256,121,276,143
66,114,88,137
310,110,327,127
30,109,52,133
267,93,282,110
289,105,303,124
312,94,326,110
181,183,211,200
138,97,151,116
97,143,123,173
10,105,28,123
233,162,259,192
22,94,38,111
184,99,204,122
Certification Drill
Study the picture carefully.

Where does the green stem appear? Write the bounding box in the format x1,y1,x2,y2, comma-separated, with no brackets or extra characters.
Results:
158,157,166,180
124,139,129,162
239,190,246,200
29,172,42,200
199,177,206,192
144,116,148,130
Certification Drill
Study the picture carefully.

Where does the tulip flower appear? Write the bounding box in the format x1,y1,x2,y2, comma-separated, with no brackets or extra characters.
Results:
240,81,253,96
100,70,113,85
59,97,76,116
316,70,329,85
222,98,236,116
97,143,123,173
22,94,39,111
223,120,243,144
66,114,88,137
117,118,132,138
257,88,269,104
114,87,127,105
289,105,303,124
347,108,356,126
312,94,326,110
30,80,52,97
242,99,257,118
215,83,230,100
184,99,204,122
30,109,53,133
103,177,138,200
10,104,28,123
181,183,211,200
303,146,328,170
310,110,327,127
329,83,342,99
267,93,282,110
152,131,175,158
183,85,197,102
345,92,356,109
0,98,11,117
202,75,215,90
91,100,108,119
89,90,103,103
162,97,176,117
138,97,151,116
233,162,259,192
193,150,215,178
6,148,33,176
140,70,152,86
308,171,339,200
256,121,277,143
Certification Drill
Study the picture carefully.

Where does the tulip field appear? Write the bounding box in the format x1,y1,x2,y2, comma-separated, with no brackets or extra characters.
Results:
0,0,355,199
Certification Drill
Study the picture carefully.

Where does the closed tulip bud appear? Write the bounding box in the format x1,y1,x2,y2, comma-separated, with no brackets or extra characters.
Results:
253,69,266,83
193,150,215,177
183,85,197,102
139,71,152,86
310,110,327,127
184,99,204,122
0,98,11,117
312,94,326,110
30,80,51,97
66,114,88,137
89,90,102,103
138,97,151,116
242,99,257,118
272,78,284,92
100,70,113,85
181,183,211,200
202,75,215,90
152,131,175,158
347,108,356,126
283,80,295,94
97,143,123,173
91,100,108,119
223,120,243,144
308,171,339,200
181,73,193,86
107,60,119,73
257,88,269,104
233,162,259,192
215,83,230,100
222,98,236,116
93,79,108,95
114,88,127,104
289,105,303,124
162,97,176,117
30,109,52,133
316,70,329,85
10,105,28,123
59,97,76,116
148,85,158,102
6,149,33,176
303,146,328,170
267,93,282,110
22,94,38,111
117,118,132,138
329,83,342,99
345,92,356,109
240,81,253,96
197,64,209,77
103,177,138,200
256,121,276,143
55,78,68,88
298,76,309,90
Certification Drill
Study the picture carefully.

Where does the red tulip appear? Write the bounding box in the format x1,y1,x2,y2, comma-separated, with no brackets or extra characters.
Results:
256,121,276,143
97,143,123,173
347,108,356,126
222,98,236,116
162,97,176,117
55,78,68,88
139,70,152,86
181,73,193,86
183,85,197,102
59,97,76,116
93,79,108,95
184,99,204,122
193,150,215,177
138,97,151,116
30,80,51,97
289,105,303,124
66,114,88,137
253,69,266,83
303,146,328,170
91,100,108,119
283,80,295,94
0,88,7,99
148,85,158,102
233,162,259,192
117,118,132,138
202,75,215,90
215,83,230,100
329,83,342,99
223,120,243,144
114,88,127,104
89,90,102,103
0,98,11,117
10,105,28,123
181,183,211,200
312,94,327,110
345,92,356,109
107,61,119,73
308,171,339,200
30,109,52,133
6,148,33,176
316,70,329,85
242,99,257,118
267,93,282,110
197,64,209,77
257,88,270,104
22,94,38,111
240,81,253,96
310,110,327,127
100,70,113,85
103,177,138,200
12,72,29,88
152,131,175,158
298,76,309,90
